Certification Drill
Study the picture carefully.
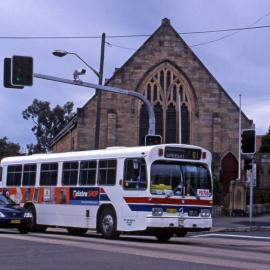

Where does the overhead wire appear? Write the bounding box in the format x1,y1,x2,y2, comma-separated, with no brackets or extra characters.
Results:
190,11,270,47
0,24,270,40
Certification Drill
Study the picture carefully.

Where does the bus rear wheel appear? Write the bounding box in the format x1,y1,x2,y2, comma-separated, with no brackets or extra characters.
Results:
67,228,88,236
99,208,119,239
24,204,47,233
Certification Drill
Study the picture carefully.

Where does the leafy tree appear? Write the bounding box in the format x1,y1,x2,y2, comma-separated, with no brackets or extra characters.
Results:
22,99,75,153
259,127,270,153
0,137,21,159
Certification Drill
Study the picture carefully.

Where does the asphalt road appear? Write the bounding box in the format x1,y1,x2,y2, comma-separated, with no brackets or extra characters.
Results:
0,229,269,270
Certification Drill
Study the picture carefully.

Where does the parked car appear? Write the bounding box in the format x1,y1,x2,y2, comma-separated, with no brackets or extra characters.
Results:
0,194,33,233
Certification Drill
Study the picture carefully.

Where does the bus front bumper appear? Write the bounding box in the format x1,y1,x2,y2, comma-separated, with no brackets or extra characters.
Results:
146,216,212,230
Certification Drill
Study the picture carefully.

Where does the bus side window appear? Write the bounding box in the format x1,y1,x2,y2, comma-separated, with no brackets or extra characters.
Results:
40,163,58,186
7,165,22,186
79,160,96,186
123,158,147,190
23,164,37,186
0,166,2,183
62,161,78,186
98,160,117,186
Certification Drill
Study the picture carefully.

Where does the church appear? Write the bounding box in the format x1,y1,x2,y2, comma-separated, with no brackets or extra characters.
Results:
51,18,253,197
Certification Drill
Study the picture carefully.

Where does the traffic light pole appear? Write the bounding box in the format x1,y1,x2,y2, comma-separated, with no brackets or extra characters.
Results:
249,157,254,224
33,73,156,135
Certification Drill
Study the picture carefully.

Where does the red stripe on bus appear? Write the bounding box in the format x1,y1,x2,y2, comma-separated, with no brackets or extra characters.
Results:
123,197,212,206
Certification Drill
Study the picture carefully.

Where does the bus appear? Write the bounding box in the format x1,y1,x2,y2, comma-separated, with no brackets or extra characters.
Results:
0,144,213,241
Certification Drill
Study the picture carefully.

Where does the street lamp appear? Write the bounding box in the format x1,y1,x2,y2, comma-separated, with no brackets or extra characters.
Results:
52,49,101,80
52,33,106,150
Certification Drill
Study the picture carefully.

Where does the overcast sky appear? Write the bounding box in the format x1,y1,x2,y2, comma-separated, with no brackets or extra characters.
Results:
1,0,270,149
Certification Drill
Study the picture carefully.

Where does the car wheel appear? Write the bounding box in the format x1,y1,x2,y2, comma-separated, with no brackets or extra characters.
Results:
99,208,119,239
18,226,30,234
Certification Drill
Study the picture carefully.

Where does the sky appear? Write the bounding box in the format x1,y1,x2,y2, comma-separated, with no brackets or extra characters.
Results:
0,0,270,150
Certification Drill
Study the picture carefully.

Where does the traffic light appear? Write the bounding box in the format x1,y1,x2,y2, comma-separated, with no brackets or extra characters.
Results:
244,158,253,170
241,129,256,154
145,135,162,146
11,55,33,86
3,58,23,89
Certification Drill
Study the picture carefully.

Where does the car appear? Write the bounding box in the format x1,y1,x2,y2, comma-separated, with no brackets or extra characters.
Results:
0,194,33,233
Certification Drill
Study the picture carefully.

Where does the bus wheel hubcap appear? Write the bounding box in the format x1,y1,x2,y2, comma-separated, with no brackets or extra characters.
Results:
102,214,113,232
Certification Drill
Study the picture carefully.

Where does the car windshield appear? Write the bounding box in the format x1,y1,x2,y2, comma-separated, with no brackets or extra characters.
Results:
150,161,212,197
0,194,16,205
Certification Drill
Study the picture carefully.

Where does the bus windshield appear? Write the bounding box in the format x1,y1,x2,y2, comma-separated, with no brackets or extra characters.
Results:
150,161,212,197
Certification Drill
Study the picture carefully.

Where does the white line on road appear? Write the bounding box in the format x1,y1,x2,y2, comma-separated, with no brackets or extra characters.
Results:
191,233,270,240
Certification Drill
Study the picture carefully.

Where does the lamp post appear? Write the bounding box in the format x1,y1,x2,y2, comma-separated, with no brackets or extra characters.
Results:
52,49,101,80
52,33,106,149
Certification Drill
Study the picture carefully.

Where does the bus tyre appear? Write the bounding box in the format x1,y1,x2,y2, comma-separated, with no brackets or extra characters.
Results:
155,231,173,242
67,228,88,236
24,204,47,233
99,208,119,239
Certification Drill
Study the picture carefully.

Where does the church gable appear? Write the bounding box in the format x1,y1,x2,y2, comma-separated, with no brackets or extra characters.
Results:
53,18,252,170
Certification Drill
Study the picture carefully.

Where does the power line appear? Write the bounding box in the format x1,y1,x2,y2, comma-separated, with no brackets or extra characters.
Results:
105,41,135,50
0,24,270,40
191,11,270,47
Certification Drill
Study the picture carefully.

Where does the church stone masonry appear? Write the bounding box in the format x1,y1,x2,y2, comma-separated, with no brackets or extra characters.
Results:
52,18,252,193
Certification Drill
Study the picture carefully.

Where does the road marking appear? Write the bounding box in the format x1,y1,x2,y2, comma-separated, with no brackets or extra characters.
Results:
191,233,270,240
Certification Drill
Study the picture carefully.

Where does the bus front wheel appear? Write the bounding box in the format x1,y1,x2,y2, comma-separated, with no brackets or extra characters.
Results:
99,208,119,239
155,230,173,242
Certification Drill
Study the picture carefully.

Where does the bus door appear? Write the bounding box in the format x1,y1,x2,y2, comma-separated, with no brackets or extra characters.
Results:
122,158,147,219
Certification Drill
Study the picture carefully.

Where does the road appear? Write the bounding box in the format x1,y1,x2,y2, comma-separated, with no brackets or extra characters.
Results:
0,229,269,270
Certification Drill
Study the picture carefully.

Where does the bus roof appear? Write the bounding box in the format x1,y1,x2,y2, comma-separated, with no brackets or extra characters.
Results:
0,144,211,165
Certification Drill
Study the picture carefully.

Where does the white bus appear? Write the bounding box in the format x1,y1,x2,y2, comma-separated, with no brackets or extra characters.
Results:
0,144,213,241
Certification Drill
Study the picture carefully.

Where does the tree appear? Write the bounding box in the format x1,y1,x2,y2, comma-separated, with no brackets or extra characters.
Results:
259,127,270,153
22,99,75,153
0,137,21,159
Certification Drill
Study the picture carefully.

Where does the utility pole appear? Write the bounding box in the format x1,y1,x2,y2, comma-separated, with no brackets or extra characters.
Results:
238,94,242,180
94,33,106,149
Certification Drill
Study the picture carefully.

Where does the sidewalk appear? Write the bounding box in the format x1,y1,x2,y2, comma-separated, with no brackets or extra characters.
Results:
212,213,270,232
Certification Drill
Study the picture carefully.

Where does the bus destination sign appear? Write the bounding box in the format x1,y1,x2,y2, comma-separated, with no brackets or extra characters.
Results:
164,147,201,160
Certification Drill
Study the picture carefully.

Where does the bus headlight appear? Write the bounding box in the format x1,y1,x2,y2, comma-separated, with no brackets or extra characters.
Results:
24,212,33,218
152,208,163,216
0,212,6,218
200,209,211,218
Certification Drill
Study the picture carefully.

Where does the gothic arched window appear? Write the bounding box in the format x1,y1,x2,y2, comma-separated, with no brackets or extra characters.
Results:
139,62,192,145
181,103,189,144
155,103,163,137
166,104,176,143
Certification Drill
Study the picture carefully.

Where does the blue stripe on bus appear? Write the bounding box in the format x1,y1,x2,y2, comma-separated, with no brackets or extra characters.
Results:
100,194,110,201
